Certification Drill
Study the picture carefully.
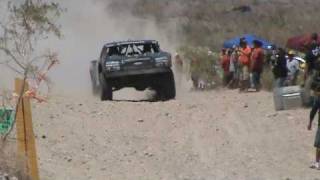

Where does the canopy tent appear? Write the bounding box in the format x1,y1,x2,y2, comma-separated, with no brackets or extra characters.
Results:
286,33,320,52
223,34,273,49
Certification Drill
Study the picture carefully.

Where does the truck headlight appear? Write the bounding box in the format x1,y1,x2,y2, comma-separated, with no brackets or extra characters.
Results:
105,61,120,71
155,57,171,67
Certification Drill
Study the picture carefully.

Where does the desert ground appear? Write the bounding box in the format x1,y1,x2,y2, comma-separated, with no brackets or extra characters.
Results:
30,85,320,180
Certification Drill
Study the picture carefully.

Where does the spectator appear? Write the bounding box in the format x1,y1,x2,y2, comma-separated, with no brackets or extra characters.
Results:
238,39,252,92
305,33,320,79
251,40,265,91
221,49,231,86
229,47,239,88
220,48,227,64
286,50,300,86
308,91,320,170
266,45,277,66
304,33,320,105
272,48,288,88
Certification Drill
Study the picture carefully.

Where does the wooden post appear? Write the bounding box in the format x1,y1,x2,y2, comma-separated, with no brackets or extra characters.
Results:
15,78,40,180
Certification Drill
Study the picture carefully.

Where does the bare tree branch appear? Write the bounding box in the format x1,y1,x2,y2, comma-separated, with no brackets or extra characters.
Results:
0,47,26,70
5,63,24,75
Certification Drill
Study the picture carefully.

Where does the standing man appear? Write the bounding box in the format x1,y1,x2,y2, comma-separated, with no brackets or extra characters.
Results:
305,33,320,79
251,40,265,91
272,48,288,88
229,46,239,88
304,33,320,105
221,49,231,86
308,91,320,170
238,39,252,92
286,51,300,86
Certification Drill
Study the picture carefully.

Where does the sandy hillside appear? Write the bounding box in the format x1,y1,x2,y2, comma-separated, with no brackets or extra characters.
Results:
31,88,320,180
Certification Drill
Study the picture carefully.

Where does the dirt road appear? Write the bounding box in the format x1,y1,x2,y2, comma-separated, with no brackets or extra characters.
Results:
32,89,320,180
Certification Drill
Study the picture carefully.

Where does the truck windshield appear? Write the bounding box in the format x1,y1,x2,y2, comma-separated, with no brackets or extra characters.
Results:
108,43,159,57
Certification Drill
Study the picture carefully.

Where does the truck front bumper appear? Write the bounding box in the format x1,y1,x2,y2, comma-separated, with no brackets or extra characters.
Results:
104,67,172,78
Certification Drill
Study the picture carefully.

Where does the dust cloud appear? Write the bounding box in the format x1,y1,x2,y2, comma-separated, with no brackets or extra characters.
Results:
0,0,181,97
45,0,180,97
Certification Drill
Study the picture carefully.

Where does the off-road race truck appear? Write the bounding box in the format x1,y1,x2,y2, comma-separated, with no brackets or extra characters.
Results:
90,40,176,101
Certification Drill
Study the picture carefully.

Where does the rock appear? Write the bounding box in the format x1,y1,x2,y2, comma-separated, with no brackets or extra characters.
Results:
187,105,197,109
267,113,278,118
137,119,144,123
288,116,294,120
68,158,72,162
244,104,248,108
42,135,47,139
91,111,97,114
144,152,154,157
232,5,252,13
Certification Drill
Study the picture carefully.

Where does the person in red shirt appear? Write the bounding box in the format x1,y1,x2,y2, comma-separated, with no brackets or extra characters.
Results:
238,39,252,92
220,48,227,64
221,50,231,86
251,40,265,91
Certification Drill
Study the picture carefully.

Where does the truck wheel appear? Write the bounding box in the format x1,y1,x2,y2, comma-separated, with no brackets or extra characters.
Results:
156,71,176,101
99,73,113,101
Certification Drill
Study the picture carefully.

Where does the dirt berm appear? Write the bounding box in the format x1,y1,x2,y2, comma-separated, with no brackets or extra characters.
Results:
33,89,319,180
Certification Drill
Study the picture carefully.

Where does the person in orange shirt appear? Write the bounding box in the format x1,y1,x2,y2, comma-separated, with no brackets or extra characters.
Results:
238,39,252,92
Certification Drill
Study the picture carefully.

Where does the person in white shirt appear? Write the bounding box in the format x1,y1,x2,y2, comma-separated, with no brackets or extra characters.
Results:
286,50,300,85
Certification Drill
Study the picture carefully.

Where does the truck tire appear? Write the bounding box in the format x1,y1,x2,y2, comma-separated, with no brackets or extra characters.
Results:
99,73,113,101
155,71,176,101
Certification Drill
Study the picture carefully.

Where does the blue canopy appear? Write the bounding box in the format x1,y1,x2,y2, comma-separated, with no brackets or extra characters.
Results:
223,34,273,49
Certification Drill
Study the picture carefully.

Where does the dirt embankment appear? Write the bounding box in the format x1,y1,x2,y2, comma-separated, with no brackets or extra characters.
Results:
30,89,320,180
